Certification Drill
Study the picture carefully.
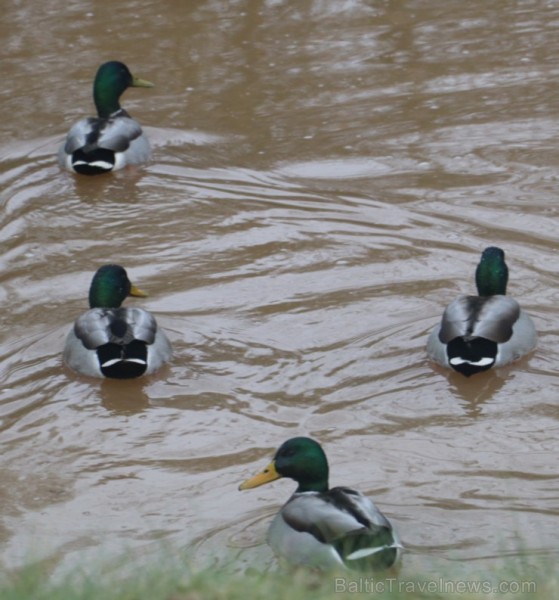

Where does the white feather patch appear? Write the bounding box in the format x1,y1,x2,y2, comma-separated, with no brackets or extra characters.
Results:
449,356,494,366
101,358,147,368
73,160,113,170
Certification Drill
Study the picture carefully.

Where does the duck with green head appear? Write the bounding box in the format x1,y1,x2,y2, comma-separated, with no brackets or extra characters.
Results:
239,437,402,571
427,246,537,376
63,265,172,378
59,61,154,175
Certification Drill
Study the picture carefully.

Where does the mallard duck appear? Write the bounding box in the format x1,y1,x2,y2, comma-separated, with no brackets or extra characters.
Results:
426,246,537,377
58,61,153,175
239,437,402,571
63,264,172,378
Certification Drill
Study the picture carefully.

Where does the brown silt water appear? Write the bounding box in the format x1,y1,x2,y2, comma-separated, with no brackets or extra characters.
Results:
0,0,558,580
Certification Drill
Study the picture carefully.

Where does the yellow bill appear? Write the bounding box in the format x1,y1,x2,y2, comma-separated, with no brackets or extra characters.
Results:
239,461,281,490
132,75,154,88
130,283,148,298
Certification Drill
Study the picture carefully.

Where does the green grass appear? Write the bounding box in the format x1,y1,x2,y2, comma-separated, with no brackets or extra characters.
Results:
0,554,556,600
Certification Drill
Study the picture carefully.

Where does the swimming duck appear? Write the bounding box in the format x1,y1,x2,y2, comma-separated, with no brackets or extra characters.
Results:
239,437,402,571
63,265,172,378
426,246,537,377
58,61,153,175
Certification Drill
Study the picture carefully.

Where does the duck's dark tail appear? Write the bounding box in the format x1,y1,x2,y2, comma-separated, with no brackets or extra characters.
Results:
71,148,115,175
447,336,497,377
97,340,148,378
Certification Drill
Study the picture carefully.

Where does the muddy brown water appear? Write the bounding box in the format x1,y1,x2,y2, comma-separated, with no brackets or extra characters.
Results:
1,0,558,580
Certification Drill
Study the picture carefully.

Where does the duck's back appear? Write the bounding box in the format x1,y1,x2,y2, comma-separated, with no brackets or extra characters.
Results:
64,306,171,378
59,113,150,174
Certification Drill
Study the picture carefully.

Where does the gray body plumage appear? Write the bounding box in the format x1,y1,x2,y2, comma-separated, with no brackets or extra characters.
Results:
59,110,151,173
268,488,402,570
64,306,172,378
427,294,537,374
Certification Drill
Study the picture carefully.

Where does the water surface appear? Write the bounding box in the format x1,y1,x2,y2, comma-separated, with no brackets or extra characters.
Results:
1,0,558,579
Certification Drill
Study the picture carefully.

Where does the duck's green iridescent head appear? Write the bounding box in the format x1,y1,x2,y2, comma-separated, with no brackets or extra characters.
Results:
239,437,330,493
475,246,508,296
93,61,154,118
88,264,147,309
